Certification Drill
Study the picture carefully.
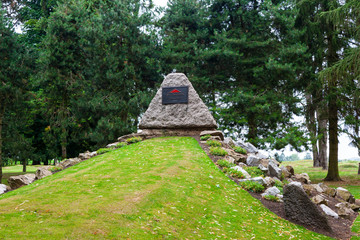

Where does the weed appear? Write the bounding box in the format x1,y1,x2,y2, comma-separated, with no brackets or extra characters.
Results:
126,137,142,144
206,139,222,147
49,166,62,173
217,159,235,168
263,195,279,202
97,148,113,155
200,134,211,141
233,146,247,154
239,181,265,193
116,142,127,148
209,147,228,156
244,166,264,178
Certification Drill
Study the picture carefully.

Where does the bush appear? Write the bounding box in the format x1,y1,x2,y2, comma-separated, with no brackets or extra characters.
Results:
200,134,211,141
217,159,235,168
233,146,247,154
126,136,142,144
209,147,228,156
263,195,279,202
244,166,264,178
97,148,113,155
225,168,245,179
116,142,127,148
274,179,284,188
206,139,222,147
239,181,265,193
49,166,62,173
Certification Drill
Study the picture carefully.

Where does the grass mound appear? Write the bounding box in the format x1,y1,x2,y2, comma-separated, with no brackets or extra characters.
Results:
0,137,329,239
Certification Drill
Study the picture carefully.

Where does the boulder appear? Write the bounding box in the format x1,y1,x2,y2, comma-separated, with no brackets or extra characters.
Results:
268,160,282,179
235,139,247,149
285,166,294,175
225,156,236,164
320,204,339,219
302,184,315,196
280,166,291,179
350,203,360,211
321,184,336,197
60,158,82,169
293,173,311,184
0,184,8,194
226,149,246,163
312,195,328,205
35,167,53,180
258,164,268,172
224,137,235,147
255,151,268,159
261,186,280,198
8,174,36,190
313,184,324,193
231,166,251,179
263,177,275,188
246,155,261,166
335,202,355,219
336,187,352,202
106,142,119,148
283,182,331,231
79,151,97,160
244,142,258,154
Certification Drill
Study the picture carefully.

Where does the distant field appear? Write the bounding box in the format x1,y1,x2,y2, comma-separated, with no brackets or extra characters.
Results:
0,137,330,239
1,165,38,186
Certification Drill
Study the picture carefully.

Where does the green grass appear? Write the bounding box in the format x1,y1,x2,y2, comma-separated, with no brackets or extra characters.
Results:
282,159,360,239
0,138,330,239
2,165,38,185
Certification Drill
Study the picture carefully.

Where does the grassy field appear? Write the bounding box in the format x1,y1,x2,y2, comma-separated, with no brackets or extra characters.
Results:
0,137,330,239
281,159,360,239
2,165,38,186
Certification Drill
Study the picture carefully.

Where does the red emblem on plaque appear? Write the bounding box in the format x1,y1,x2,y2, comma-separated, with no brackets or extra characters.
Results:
170,89,180,93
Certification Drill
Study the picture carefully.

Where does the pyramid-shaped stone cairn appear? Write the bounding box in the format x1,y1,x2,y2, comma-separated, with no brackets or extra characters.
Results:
139,73,217,135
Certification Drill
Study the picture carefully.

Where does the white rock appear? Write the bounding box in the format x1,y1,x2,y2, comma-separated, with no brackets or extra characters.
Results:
245,142,258,153
261,186,280,197
268,160,282,179
0,184,7,194
246,155,261,166
231,166,251,179
320,204,339,219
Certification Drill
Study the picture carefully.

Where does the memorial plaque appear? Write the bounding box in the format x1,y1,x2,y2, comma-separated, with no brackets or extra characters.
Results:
162,86,189,105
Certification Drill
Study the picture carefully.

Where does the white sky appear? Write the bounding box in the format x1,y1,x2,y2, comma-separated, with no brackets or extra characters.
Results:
153,0,168,7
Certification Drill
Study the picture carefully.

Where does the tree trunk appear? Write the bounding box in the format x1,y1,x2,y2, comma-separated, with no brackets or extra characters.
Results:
324,86,341,181
247,114,257,146
317,108,328,170
0,103,5,183
22,159,26,172
305,93,319,166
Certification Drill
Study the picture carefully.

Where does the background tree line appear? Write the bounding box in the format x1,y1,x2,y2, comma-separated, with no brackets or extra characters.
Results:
0,0,359,181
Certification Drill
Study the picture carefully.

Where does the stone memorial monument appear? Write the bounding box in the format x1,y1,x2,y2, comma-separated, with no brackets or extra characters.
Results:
139,73,218,136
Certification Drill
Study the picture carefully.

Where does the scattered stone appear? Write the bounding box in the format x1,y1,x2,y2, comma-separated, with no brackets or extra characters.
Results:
261,186,280,198
263,177,275,188
313,184,324,193
350,203,360,211
8,174,36,190
209,136,222,141
302,184,315,196
238,162,247,168
322,185,336,197
0,184,8,194
312,195,328,205
239,177,266,186
235,139,247,149
258,164,268,172
283,182,331,231
280,166,291,179
349,195,356,204
293,173,311,184
336,187,352,202
268,160,282,179
244,142,258,154
35,167,53,180
60,158,82,168
335,202,355,219
231,166,251,179
246,155,261,166
255,151,268,159
106,142,119,148
79,151,97,160
224,137,235,147
285,166,294,175
320,204,339,219
225,156,236,164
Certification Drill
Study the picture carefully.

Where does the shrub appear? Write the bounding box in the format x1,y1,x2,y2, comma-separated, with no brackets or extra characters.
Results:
206,139,222,147
126,136,142,144
225,168,245,179
239,181,265,193
49,166,62,173
97,148,113,155
233,146,247,154
116,142,127,148
217,159,236,168
274,179,284,188
209,147,228,156
244,166,264,178
200,134,211,141
263,195,279,202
